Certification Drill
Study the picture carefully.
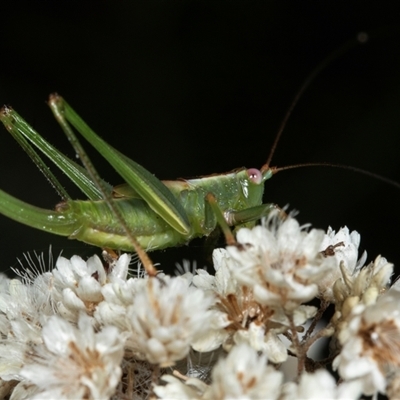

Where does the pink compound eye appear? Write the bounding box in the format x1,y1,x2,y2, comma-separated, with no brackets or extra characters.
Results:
246,168,262,184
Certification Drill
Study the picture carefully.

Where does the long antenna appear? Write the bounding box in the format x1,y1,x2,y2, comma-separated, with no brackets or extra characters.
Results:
261,32,369,174
271,162,400,191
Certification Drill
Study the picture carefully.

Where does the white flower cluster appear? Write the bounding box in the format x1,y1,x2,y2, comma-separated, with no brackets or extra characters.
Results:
0,212,399,399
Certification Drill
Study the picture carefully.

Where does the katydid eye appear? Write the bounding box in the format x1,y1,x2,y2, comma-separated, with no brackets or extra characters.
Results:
247,168,262,184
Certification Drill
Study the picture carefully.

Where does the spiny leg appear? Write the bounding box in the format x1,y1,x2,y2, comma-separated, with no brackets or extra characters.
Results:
48,94,158,277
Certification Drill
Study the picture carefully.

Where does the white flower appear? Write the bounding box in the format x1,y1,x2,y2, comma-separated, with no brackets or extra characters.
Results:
20,314,125,400
205,342,283,399
318,226,366,302
193,248,291,361
192,219,323,362
94,273,146,330
333,288,400,396
227,216,336,310
153,374,208,399
233,323,288,363
281,369,362,399
333,255,393,316
0,279,46,380
2,208,398,400
192,249,246,353
52,254,131,322
155,343,284,399
5,380,39,399
127,276,215,367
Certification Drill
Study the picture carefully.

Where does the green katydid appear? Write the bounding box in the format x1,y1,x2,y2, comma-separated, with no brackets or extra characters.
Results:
1,96,399,274
2,38,399,273
0,94,280,273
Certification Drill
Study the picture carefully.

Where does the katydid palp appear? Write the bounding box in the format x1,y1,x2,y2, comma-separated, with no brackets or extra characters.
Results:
0,94,280,272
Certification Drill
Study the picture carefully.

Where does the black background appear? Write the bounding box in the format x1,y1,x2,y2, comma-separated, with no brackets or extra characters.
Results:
1,2,400,275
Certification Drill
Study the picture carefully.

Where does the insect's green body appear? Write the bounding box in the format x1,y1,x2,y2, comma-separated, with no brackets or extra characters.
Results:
0,98,275,253
52,170,267,251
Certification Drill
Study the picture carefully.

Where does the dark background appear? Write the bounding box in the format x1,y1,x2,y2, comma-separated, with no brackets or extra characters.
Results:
0,2,400,275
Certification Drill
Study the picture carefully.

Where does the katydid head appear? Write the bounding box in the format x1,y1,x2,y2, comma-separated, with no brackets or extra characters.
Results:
246,168,263,184
233,167,278,210
245,167,277,185
235,167,277,207
242,167,277,190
